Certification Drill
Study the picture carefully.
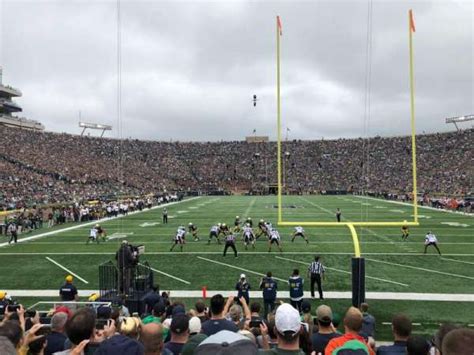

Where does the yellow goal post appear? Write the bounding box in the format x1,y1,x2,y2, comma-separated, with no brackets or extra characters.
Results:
275,11,420,257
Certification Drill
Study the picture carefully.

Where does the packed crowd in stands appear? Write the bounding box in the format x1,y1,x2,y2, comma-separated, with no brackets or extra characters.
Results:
0,282,473,355
1,125,472,210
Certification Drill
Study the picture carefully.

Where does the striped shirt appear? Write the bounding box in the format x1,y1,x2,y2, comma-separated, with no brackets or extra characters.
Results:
308,261,325,274
225,234,236,243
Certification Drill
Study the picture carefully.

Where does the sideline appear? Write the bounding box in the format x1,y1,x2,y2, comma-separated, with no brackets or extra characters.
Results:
0,197,201,248
5,290,474,301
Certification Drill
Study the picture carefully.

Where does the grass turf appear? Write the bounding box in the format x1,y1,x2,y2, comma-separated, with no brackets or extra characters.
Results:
1,195,473,337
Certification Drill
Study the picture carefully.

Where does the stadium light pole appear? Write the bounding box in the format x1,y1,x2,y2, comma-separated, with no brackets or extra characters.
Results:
445,115,474,131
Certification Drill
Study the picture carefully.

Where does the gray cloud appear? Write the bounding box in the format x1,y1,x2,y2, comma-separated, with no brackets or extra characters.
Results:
1,0,472,141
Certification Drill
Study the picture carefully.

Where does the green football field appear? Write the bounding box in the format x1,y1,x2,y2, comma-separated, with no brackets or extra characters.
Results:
1,195,473,338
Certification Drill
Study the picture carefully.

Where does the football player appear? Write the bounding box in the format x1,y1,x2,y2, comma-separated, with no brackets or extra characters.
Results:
86,226,99,244
208,224,221,244
424,231,441,255
401,224,409,241
268,228,283,253
242,223,256,250
291,226,309,244
95,224,107,242
264,221,273,238
256,219,267,239
234,216,241,232
188,222,199,241
170,226,186,252
246,217,253,228
219,223,230,237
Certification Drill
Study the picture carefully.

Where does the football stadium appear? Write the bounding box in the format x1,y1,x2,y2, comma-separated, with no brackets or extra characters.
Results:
0,1,473,354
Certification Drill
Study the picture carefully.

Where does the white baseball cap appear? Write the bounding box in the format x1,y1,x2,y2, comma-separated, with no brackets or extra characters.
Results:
275,303,301,334
240,274,246,279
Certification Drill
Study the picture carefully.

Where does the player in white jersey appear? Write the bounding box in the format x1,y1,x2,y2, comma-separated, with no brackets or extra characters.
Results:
170,227,186,252
424,231,441,255
291,226,309,244
86,227,99,244
242,224,255,250
268,228,283,253
208,225,221,244
264,222,273,236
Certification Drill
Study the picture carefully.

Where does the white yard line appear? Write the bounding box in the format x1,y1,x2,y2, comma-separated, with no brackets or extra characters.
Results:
353,195,474,217
441,257,474,266
365,258,474,281
197,256,287,282
4,290,474,301
275,256,409,287
138,263,190,285
45,257,89,284
0,197,201,248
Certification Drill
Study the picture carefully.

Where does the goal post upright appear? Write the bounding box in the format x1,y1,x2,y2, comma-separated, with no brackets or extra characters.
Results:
409,9,419,224
276,15,283,224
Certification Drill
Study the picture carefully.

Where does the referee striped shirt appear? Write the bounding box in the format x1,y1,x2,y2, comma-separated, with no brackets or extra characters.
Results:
308,261,325,274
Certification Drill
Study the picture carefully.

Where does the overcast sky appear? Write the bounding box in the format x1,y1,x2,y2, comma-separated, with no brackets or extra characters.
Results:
0,0,472,141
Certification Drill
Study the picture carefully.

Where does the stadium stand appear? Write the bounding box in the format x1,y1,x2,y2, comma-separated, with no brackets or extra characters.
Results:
1,125,471,211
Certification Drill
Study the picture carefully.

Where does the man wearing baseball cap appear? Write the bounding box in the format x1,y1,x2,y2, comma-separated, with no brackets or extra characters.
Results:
59,275,78,302
311,305,341,354
259,303,305,354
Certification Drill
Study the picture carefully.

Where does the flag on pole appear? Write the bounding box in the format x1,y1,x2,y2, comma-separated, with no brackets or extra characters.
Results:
409,9,416,32
277,16,282,36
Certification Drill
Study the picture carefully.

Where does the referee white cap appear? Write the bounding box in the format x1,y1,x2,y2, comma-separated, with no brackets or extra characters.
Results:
240,274,246,279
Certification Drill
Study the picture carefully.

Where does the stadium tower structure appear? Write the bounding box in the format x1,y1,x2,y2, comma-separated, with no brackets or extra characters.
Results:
0,67,44,130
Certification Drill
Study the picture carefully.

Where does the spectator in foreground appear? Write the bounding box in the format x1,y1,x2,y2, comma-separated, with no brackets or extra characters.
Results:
163,314,190,355
360,303,376,339
54,308,97,355
195,330,258,354
311,305,341,354
325,307,375,355
259,303,305,354
0,335,16,355
143,285,163,314
139,323,171,355
376,314,412,355
44,312,68,355
406,336,430,355
142,303,166,325
430,323,459,355
194,301,209,324
201,294,238,335
441,328,474,355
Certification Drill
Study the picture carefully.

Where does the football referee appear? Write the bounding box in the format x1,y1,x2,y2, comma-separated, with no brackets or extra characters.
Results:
308,255,325,300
